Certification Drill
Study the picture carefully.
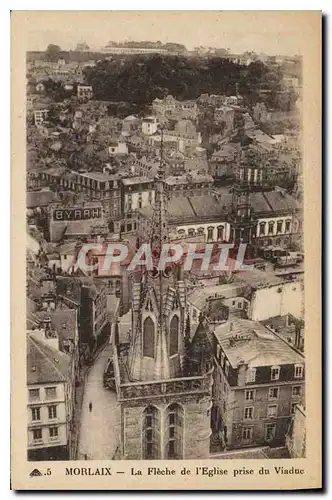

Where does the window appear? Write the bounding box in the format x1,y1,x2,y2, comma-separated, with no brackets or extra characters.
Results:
192,308,197,320
242,427,253,441
245,390,255,401
294,364,304,378
268,221,274,234
292,386,302,397
244,407,254,420
268,387,279,400
267,404,278,417
29,389,40,401
276,220,283,233
271,366,280,381
238,302,242,309
285,219,291,232
45,387,57,399
143,317,155,358
197,227,205,235
265,423,276,441
169,315,179,357
188,228,195,236
291,403,298,415
32,428,42,442
166,403,183,459
31,407,41,421
207,227,214,242
217,225,224,241
143,406,160,459
246,368,256,383
49,427,59,441
48,405,57,419
259,222,266,236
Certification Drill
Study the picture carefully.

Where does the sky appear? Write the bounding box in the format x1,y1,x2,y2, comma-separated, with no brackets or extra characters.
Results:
24,11,314,55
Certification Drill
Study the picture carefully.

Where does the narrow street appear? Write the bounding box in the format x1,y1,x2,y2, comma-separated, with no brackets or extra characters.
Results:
77,343,121,460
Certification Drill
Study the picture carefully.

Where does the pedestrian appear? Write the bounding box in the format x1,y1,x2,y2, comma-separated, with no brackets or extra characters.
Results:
89,401,92,412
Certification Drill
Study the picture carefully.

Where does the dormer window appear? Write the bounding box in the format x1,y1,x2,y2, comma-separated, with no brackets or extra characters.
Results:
271,366,280,381
294,364,304,379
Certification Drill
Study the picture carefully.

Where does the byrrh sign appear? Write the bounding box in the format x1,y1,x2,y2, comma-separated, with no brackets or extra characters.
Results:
53,207,102,221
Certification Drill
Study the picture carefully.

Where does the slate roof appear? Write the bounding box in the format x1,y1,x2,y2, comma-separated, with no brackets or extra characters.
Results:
213,318,304,369
27,190,56,209
27,335,70,385
28,309,77,343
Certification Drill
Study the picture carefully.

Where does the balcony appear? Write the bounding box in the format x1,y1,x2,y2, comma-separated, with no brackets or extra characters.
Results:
113,348,214,402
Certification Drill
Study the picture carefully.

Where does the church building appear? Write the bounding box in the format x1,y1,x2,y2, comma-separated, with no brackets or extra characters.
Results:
112,135,214,459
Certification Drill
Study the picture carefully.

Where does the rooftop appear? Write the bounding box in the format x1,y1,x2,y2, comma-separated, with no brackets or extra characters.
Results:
213,317,304,369
27,335,70,385
122,176,153,186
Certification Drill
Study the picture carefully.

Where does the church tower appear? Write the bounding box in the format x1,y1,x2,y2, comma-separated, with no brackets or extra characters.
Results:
113,132,214,460
230,148,263,246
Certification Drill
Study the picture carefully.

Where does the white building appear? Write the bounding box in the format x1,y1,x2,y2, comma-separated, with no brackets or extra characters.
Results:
108,140,128,155
142,116,158,135
27,331,73,460
77,84,93,100
34,109,49,126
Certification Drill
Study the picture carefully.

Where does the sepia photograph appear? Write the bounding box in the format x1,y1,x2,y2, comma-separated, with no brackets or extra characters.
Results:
11,10,321,490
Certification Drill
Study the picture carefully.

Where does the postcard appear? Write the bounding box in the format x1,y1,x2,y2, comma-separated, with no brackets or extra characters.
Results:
11,10,321,490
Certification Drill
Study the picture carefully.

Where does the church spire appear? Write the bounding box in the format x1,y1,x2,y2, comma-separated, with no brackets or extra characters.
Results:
128,128,171,381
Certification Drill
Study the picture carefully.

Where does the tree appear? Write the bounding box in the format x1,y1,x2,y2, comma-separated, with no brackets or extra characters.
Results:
45,44,62,62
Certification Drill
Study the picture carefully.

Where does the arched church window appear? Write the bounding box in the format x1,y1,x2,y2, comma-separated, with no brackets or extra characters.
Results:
143,317,155,358
165,403,183,459
143,406,160,459
169,315,179,356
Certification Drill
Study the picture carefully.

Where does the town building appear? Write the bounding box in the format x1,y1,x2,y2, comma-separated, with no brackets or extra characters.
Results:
56,277,109,351
77,84,93,101
152,95,198,121
27,331,75,460
142,116,158,135
138,186,301,250
100,45,168,55
108,140,128,156
120,176,155,235
214,106,235,135
285,404,306,458
208,144,240,180
164,172,214,198
208,317,305,450
38,168,123,232
137,193,232,244
34,109,49,126
49,202,107,243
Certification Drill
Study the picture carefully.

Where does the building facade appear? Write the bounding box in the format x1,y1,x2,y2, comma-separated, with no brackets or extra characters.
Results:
209,318,305,450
